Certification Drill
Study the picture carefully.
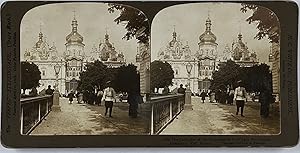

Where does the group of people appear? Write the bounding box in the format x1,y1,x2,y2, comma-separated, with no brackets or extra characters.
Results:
195,81,248,117
66,81,143,118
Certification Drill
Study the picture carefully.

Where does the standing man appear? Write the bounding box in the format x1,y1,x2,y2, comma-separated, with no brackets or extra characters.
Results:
200,90,207,103
102,81,116,117
177,84,186,94
234,81,247,117
45,85,54,95
67,90,75,104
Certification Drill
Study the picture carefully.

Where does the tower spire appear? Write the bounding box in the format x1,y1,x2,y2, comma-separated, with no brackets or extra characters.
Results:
71,10,78,32
105,27,109,43
205,10,212,31
208,9,210,19
39,20,43,41
73,10,76,20
172,25,177,40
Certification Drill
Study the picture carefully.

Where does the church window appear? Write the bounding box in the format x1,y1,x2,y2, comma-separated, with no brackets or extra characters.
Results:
42,70,45,76
176,47,179,54
66,72,69,77
73,72,75,77
175,69,178,75
205,70,208,76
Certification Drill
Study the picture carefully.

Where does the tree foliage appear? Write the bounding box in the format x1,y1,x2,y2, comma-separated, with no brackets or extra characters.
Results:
108,3,149,43
79,60,140,93
241,4,280,43
115,64,140,93
21,61,41,93
242,64,273,93
150,60,174,92
210,60,242,91
211,60,273,96
78,60,109,92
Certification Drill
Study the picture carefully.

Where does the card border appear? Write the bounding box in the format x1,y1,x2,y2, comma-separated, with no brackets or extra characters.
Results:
1,0,299,147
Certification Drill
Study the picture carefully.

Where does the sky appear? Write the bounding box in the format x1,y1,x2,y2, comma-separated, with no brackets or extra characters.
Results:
151,3,277,65
21,3,139,64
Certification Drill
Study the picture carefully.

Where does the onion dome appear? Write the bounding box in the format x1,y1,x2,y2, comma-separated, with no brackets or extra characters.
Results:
35,31,44,48
237,33,246,48
199,17,217,43
66,16,83,44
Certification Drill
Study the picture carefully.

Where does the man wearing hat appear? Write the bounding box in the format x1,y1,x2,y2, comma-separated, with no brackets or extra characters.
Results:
101,81,116,117
234,80,247,117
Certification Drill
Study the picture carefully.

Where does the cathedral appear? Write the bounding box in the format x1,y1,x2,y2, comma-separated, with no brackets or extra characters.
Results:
157,15,259,94
23,13,125,94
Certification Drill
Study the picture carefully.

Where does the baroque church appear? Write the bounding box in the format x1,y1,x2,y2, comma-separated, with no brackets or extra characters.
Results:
158,15,258,94
23,13,125,94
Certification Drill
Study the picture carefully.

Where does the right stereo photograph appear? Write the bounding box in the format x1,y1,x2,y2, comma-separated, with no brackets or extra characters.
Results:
150,2,280,135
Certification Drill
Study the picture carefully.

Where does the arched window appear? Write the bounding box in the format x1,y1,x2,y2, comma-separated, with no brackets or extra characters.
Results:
176,47,179,54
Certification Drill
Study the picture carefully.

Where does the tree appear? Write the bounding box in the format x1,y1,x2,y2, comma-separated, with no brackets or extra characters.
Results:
114,64,140,93
21,61,41,94
150,60,174,92
241,64,274,118
241,4,280,43
78,60,109,93
210,60,241,91
108,3,149,43
240,64,273,93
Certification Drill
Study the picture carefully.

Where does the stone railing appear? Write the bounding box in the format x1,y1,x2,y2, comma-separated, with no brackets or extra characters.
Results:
150,94,185,135
20,95,53,135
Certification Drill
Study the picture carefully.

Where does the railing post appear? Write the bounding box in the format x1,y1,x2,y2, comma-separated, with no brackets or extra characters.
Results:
46,99,49,113
150,104,154,135
177,97,181,113
20,106,24,135
38,101,41,121
169,100,172,120
184,89,193,110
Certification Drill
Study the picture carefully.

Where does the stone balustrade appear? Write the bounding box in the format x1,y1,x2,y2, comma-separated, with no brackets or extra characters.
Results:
149,94,185,135
20,95,53,135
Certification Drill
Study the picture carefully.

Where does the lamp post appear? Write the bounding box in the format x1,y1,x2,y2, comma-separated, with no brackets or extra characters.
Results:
185,62,193,110
52,62,61,111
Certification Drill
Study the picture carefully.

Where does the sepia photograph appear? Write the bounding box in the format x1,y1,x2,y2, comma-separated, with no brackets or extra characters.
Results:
150,3,280,135
20,2,151,135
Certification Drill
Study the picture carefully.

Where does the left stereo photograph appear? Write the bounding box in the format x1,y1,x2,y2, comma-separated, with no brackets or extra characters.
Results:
20,2,151,135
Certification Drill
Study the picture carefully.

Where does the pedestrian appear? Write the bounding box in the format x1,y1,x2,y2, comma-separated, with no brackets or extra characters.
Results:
29,87,38,97
259,87,274,118
77,90,83,104
234,81,247,117
45,85,54,95
215,90,220,103
83,90,88,103
96,89,104,106
101,81,116,117
219,90,227,104
177,84,186,94
67,90,75,104
208,90,215,103
162,86,169,95
200,90,207,103
128,90,142,118
227,89,234,105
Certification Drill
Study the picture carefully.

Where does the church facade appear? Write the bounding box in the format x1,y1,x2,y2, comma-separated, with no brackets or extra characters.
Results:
158,28,198,93
157,16,259,94
23,14,125,94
